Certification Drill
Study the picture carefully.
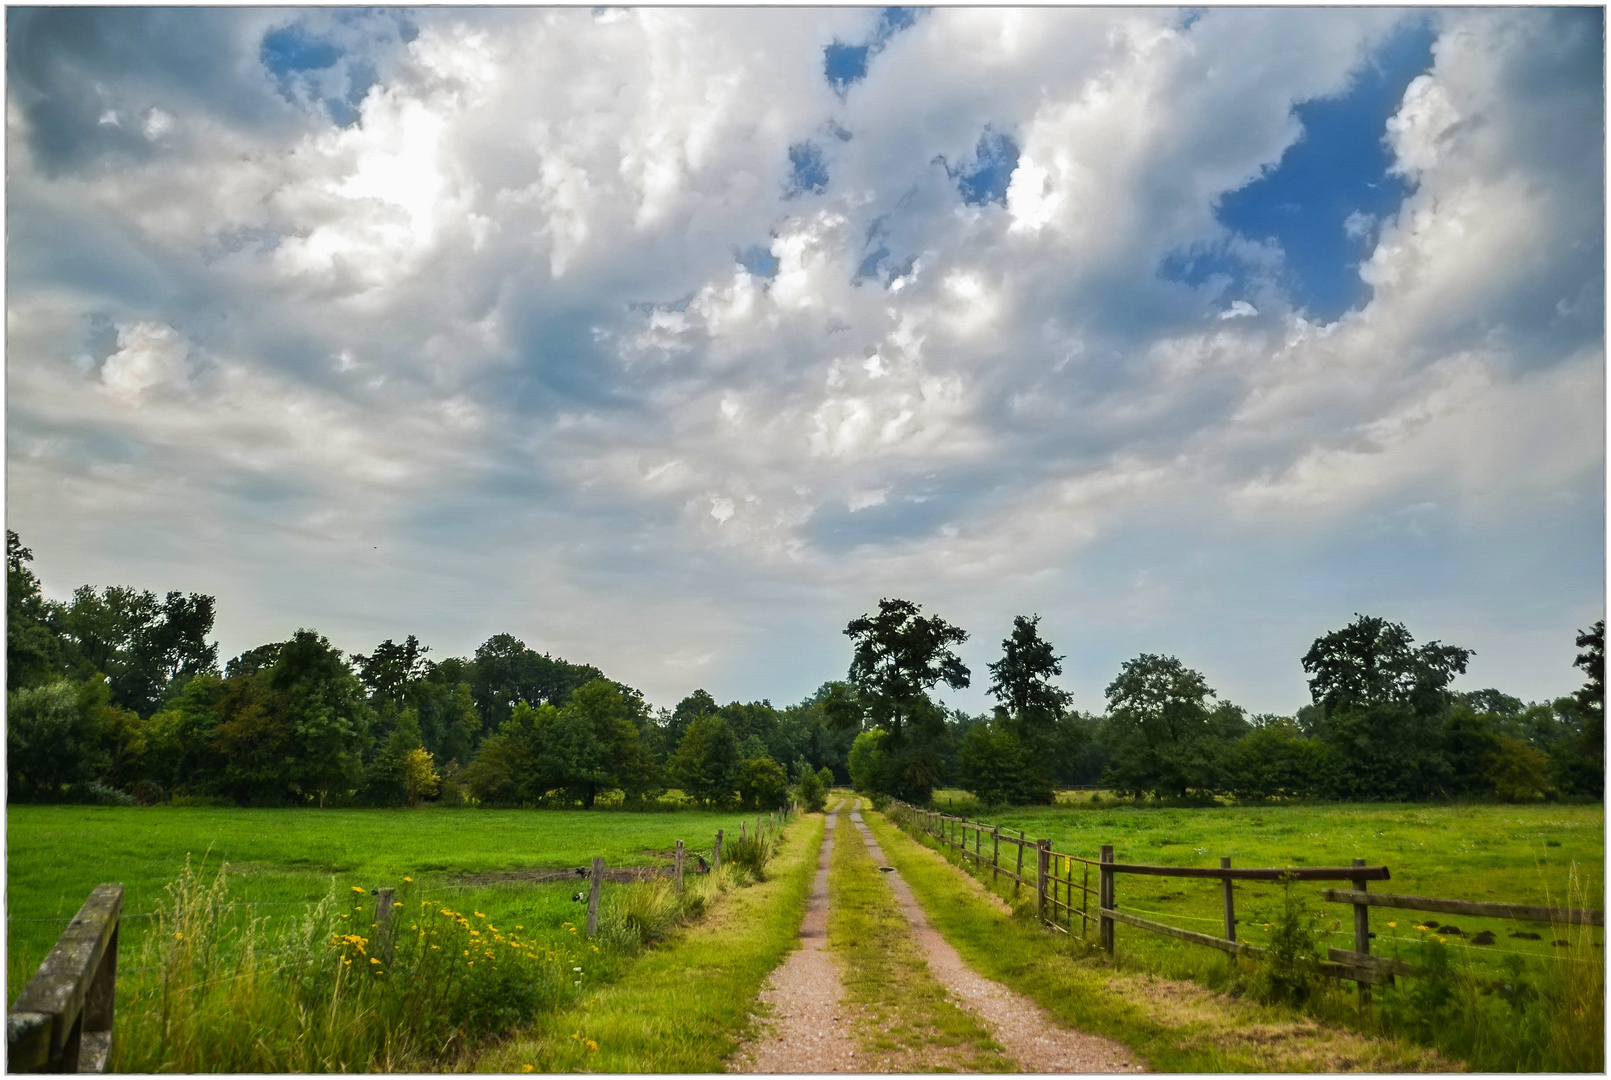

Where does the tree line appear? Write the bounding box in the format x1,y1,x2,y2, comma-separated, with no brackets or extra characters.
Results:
7,531,1601,810
830,598,1603,807
6,532,849,809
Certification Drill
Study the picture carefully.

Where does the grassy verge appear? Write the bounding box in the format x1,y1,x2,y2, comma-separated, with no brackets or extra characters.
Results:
7,803,772,1007
864,807,1444,1072
827,804,1013,1072
474,811,825,1072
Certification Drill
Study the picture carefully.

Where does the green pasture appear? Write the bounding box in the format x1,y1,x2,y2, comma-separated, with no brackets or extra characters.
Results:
6,805,770,1003
912,800,1603,981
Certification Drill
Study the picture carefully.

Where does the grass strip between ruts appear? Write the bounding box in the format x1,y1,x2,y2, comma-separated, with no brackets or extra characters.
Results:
827,803,1014,1072
863,807,1446,1073
475,812,825,1073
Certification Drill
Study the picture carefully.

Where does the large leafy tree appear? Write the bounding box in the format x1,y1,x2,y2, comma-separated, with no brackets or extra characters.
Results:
987,615,1072,744
212,630,374,806
980,614,1072,803
671,713,741,806
1301,615,1471,799
7,531,65,691
52,584,218,717
1554,620,1606,798
470,633,603,730
837,598,970,801
1103,654,1230,799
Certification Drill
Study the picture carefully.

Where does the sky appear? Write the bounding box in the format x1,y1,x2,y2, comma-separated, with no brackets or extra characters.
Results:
6,6,1604,718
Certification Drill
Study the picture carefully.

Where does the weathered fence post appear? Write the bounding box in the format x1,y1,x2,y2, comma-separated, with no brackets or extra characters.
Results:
7,883,123,1073
674,840,685,895
1081,861,1090,936
1352,857,1371,1006
975,823,982,863
1014,831,1026,898
375,886,397,964
1099,844,1115,954
1220,858,1235,943
586,857,603,937
992,827,1000,887
741,820,747,844
1037,840,1051,925
714,829,724,870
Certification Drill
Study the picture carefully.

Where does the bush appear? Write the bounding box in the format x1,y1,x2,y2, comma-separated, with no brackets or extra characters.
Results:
722,824,781,882
848,728,888,794
736,756,788,811
794,759,827,813
1247,875,1326,1007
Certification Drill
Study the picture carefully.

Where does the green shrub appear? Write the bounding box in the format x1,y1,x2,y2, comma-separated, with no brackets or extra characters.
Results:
722,825,780,882
1247,874,1326,1007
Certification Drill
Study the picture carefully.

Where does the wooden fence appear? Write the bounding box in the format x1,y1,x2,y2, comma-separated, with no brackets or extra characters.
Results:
7,811,795,1072
886,800,1602,997
7,883,122,1073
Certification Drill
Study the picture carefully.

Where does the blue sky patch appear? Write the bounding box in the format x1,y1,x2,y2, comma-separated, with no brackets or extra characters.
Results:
824,7,921,93
260,23,341,77
954,128,1019,206
1203,17,1437,322
736,244,780,279
785,142,828,198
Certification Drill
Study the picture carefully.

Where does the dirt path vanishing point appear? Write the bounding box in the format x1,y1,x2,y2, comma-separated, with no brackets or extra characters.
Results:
730,800,865,1074
848,806,1143,1074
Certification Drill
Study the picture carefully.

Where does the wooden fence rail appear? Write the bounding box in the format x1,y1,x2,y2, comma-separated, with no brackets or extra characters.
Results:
7,883,122,1073
884,799,1602,999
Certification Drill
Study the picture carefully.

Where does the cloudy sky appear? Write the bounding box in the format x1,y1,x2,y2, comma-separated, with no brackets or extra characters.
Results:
6,6,1604,717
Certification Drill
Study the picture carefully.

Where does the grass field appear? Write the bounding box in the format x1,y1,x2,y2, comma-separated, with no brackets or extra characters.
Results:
895,797,1603,1071
6,804,771,1004
918,797,1602,980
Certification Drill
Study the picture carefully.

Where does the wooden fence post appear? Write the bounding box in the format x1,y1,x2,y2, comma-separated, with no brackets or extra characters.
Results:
1099,845,1115,954
1220,858,1235,943
674,840,685,895
587,857,603,937
1352,857,1371,1006
1015,831,1026,898
714,829,723,870
1037,840,1051,925
1081,861,1090,936
741,820,747,844
992,827,1000,888
7,883,123,1073
375,887,396,964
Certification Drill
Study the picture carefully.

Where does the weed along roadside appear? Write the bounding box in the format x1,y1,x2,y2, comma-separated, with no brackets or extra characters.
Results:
875,799,1603,1072
7,810,804,1073
475,810,823,1073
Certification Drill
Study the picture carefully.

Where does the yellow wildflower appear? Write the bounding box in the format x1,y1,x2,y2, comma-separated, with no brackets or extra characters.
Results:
173,931,184,940
352,886,366,894
431,945,440,950
1388,921,1398,928
586,1040,598,1053
516,925,524,930
591,945,599,953
523,1067,536,1073
370,957,380,964
403,876,413,882
474,911,486,919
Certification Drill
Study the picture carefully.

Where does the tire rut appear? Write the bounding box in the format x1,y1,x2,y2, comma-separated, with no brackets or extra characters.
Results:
848,805,1143,1074
730,800,864,1073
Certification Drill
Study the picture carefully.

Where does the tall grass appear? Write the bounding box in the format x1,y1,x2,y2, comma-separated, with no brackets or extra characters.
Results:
115,860,592,1071
1371,863,1603,1072
108,831,792,1072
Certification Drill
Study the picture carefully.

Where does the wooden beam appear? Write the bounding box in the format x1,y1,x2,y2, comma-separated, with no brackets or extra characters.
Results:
1319,890,1602,926
1109,863,1390,882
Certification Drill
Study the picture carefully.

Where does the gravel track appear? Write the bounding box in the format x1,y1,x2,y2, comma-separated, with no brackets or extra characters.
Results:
849,807,1143,1074
730,801,865,1074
